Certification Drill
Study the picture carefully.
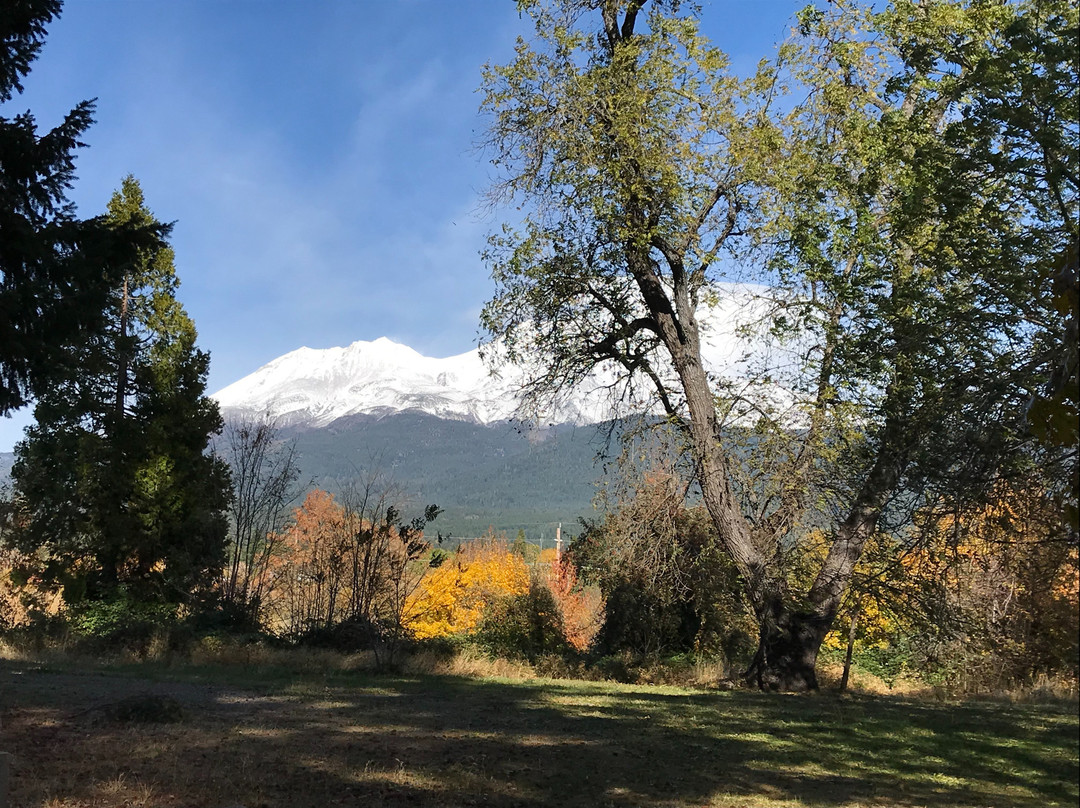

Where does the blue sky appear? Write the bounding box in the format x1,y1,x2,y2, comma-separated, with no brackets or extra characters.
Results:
1,0,802,451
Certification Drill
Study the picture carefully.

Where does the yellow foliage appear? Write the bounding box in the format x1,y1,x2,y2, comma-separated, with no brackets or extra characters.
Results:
405,538,529,639
822,481,1080,676
538,547,559,565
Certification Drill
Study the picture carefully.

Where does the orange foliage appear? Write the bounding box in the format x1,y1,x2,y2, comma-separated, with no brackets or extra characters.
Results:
405,535,529,639
262,489,424,638
544,555,604,651
266,490,353,634
0,548,64,627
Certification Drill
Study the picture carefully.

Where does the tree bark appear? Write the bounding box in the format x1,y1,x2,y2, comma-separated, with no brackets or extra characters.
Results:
744,602,830,692
115,273,130,418
632,251,827,690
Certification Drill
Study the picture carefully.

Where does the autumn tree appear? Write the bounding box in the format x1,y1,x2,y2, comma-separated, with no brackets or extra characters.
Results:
405,534,529,640
10,177,230,606
545,554,604,653
265,482,439,666
480,0,1076,689
905,483,1077,689
271,489,353,635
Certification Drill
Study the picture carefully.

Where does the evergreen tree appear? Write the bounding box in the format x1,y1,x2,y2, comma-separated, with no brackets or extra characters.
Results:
512,529,528,558
0,0,161,413
11,177,230,605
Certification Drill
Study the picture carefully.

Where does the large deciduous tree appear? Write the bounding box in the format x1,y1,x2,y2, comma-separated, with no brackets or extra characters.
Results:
757,0,1076,688
10,177,231,606
480,0,1076,690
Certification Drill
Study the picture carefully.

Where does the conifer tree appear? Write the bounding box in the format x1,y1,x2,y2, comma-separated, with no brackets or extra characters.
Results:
11,177,230,605
0,1,161,413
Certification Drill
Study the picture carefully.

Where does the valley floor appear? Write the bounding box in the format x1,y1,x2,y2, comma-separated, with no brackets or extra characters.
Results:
1,659,1077,808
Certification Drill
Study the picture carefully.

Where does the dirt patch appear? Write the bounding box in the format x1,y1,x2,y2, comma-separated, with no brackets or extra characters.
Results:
84,694,187,725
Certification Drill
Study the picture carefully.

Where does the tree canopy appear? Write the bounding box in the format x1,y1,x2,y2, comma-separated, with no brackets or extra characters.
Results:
480,0,1077,690
0,0,164,413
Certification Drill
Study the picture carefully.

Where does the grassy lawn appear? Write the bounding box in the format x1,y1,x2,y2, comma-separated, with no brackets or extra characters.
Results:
0,657,1076,807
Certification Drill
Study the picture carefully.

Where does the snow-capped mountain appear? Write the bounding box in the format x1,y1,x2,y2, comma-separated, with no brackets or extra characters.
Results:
212,288,778,429
215,338,517,427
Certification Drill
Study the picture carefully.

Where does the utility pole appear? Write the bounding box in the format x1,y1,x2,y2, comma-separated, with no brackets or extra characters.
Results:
555,522,562,562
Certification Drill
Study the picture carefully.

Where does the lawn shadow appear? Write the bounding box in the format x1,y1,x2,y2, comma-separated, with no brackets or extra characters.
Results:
1,660,1077,807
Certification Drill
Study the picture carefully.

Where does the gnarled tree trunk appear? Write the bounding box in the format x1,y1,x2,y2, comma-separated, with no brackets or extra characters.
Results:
656,273,906,690
744,606,830,692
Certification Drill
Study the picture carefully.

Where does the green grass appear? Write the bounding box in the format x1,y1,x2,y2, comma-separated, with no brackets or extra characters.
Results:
1,656,1077,807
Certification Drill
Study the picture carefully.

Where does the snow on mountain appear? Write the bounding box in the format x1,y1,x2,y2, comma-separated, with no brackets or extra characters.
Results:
215,337,518,427
212,287,782,429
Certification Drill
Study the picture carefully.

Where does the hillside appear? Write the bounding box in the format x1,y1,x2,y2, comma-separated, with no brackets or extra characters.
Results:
0,417,619,540
280,411,620,540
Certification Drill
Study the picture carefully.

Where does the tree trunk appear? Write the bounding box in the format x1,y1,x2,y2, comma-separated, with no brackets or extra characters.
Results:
741,578,830,692
629,247,818,690
840,599,861,692
745,620,828,692
115,273,130,418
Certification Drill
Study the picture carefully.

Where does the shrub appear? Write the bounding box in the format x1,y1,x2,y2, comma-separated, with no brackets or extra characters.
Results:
475,580,570,663
406,535,529,639
66,594,184,655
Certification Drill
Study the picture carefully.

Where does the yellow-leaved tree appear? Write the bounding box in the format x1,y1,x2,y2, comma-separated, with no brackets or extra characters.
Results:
405,533,528,639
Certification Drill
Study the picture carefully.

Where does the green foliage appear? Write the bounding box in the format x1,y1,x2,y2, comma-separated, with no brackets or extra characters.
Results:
479,0,767,419
512,529,528,557
773,0,1077,503
0,1,166,413
821,638,914,688
475,580,570,663
59,590,204,657
67,593,177,641
9,177,231,606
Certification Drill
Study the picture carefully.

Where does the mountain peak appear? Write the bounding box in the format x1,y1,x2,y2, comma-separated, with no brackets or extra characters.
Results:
212,291,769,430
213,339,521,428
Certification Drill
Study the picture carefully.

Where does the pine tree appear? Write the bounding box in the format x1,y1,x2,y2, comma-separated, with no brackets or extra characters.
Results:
512,529,528,558
0,1,161,413
11,177,230,605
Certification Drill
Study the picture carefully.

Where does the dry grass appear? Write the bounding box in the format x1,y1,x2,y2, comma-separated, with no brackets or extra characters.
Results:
4,634,1075,702
816,661,931,698
0,652,1076,808
407,647,537,679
